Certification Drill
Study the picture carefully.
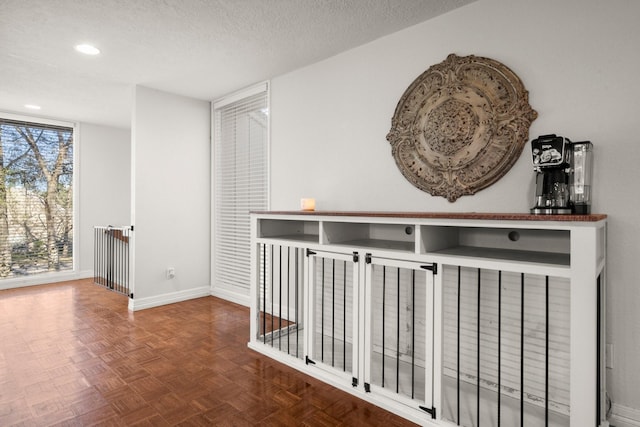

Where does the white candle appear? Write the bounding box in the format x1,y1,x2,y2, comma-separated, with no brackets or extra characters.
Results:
300,198,316,211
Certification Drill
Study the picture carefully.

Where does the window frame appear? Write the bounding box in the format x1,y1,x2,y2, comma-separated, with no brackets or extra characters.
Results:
0,112,79,288
211,82,270,306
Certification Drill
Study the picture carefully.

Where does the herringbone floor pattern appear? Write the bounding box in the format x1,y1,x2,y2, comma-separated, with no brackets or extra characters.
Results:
0,279,417,426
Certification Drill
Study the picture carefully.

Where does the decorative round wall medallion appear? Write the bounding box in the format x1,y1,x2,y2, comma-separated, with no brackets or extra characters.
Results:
386,54,538,202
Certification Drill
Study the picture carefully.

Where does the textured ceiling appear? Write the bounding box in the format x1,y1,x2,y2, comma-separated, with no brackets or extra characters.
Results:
0,0,475,129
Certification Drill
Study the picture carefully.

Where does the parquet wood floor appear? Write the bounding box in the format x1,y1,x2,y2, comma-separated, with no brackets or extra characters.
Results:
0,279,418,426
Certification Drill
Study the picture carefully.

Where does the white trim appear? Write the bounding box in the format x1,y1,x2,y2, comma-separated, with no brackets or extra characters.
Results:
0,110,76,129
265,81,271,208
73,122,81,273
127,286,210,311
0,269,93,291
610,403,640,427
129,87,137,302
210,287,250,307
213,81,268,109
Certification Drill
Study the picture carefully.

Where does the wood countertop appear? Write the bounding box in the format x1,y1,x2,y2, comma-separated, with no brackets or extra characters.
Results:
251,211,607,222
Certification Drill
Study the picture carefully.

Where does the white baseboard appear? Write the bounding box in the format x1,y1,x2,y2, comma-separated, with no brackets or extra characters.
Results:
210,286,249,307
610,403,640,427
128,286,211,311
0,269,93,291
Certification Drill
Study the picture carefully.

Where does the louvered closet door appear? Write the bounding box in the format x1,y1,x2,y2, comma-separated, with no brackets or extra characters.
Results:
307,251,359,381
441,265,570,427
363,257,436,415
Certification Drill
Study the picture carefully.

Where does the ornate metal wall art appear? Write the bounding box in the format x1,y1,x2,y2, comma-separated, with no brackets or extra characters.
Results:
386,54,537,202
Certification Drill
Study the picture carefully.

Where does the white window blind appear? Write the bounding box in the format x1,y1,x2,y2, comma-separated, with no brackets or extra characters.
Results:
0,116,74,279
212,84,268,303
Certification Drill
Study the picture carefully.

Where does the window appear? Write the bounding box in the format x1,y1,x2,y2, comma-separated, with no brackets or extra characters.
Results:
212,83,269,304
0,116,74,279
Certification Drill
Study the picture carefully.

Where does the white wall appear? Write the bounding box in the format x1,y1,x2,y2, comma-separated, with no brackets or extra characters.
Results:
131,86,210,308
270,0,640,419
78,123,131,273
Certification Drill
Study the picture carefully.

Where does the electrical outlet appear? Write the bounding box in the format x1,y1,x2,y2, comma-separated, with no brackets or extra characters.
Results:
166,267,175,279
606,343,614,369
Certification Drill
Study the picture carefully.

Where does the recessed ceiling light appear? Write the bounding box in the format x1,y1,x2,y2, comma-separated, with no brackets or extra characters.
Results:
24,104,41,110
75,44,100,55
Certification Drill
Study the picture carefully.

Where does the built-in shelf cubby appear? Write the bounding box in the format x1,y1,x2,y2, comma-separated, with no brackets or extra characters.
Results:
322,221,415,252
421,225,571,266
258,218,319,243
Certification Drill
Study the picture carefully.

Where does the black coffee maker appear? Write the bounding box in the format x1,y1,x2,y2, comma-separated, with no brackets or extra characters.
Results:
531,134,593,215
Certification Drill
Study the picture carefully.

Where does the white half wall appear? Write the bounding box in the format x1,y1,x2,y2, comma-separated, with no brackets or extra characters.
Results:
131,86,210,306
270,0,640,417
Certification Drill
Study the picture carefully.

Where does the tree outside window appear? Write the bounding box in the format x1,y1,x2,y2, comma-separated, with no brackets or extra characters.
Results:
0,118,73,279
